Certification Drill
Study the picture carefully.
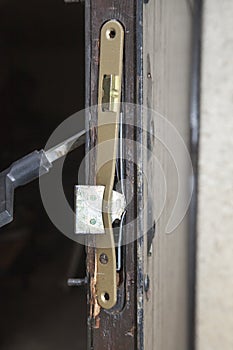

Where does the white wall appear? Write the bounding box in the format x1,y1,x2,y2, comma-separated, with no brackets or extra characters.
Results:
197,1,233,349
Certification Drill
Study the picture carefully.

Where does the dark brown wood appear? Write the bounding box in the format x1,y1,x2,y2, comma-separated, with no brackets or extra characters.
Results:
85,1,142,349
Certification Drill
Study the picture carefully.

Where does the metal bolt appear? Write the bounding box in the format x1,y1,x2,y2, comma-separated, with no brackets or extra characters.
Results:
67,277,88,287
64,0,85,3
99,253,109,264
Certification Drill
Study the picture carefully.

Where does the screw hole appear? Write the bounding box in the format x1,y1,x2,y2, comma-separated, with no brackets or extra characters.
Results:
99,253,108,264
101,292,110,302
106,28,116,40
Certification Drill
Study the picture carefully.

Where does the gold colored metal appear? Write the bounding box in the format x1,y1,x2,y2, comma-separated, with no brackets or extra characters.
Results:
96,20,124,309
102,74,120,112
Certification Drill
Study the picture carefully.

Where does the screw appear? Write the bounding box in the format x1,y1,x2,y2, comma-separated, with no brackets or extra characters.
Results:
67,277,88,287
64,0,85,3
90,218,96,225
99,253,108,264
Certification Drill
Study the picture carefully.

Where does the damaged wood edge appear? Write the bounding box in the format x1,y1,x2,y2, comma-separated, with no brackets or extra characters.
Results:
91,248,101,324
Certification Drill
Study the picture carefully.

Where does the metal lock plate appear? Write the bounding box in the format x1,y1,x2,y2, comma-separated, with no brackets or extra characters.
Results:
95,20,124,309
75,185,126,234
75,20,124,310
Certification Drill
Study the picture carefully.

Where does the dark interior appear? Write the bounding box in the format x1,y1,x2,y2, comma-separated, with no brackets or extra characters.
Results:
0,1,87,349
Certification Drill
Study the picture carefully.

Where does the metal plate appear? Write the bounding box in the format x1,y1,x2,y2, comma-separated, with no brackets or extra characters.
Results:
75,185,126,234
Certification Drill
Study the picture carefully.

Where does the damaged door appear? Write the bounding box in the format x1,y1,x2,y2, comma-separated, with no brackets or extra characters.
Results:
80,0,201,349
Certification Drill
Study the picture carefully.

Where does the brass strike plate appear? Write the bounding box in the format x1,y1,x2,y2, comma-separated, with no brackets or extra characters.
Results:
96,20,124,309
